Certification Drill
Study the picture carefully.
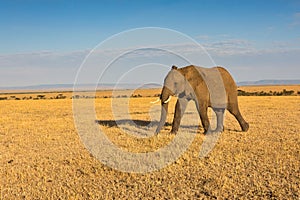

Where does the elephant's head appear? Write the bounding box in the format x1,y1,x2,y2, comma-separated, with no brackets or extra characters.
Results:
155,65,189,134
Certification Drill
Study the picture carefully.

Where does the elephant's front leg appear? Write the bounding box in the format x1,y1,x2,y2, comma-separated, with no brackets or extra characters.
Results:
195,102,210,134
171,98,188,134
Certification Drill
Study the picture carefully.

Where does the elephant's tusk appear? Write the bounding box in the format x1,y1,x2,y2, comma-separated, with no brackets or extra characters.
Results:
164,96,171,104
151,98,160,104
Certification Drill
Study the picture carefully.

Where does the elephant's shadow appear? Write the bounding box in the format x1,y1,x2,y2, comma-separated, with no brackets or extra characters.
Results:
95,119,172,127
95,119,199,130
95,119,156,127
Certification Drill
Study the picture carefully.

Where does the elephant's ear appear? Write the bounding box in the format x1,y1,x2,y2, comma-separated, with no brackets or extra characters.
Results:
184,77,194,96
172,65,178,70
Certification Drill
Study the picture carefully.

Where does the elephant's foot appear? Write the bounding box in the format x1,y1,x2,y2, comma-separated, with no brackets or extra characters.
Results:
170,128,178,134
214,125,224,133
214,128,223,133
204,127,224,134
170,131,177,134
204,128,213,135
203,125,212,134
241,122,249,132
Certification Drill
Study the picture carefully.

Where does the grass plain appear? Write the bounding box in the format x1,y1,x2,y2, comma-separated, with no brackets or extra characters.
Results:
1,86,300,199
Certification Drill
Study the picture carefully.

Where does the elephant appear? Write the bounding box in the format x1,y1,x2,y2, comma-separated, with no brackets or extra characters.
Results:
154,65,249,134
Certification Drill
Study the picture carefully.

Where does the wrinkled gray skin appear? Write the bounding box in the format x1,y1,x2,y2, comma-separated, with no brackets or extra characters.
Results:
155,65,249,134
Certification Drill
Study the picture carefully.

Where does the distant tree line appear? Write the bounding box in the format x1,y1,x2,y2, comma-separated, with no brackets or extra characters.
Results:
237,89,299,96
71,93,145,99
0,89,299,101
0,94,67,101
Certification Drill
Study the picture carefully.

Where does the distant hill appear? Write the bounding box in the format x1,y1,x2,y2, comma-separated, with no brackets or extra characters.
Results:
0,84,75,91
0,83,161,93
237,80,300,86
1,80,299,93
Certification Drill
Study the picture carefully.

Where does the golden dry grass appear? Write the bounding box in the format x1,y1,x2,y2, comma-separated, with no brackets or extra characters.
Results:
1,87,300,199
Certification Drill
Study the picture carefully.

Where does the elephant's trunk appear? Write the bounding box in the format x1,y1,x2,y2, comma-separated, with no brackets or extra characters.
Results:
155,86,173,134
155,101,169,134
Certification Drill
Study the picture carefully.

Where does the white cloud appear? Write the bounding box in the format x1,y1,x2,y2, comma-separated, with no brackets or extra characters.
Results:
289,12,300,27
1,38,300,87
195,35,210,41
294,12,300,19
0,50,89,87
203,39,255,56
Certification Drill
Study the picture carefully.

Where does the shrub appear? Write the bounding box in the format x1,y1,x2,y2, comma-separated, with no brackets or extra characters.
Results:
37,95,46,99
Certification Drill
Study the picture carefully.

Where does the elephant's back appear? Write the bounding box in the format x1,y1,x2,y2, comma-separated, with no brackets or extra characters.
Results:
215,66,237,88
180,65,237,89
195,65,238,98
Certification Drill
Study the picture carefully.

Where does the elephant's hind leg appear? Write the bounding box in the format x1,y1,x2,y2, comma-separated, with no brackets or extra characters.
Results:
227,103,249,132
213,108,225,132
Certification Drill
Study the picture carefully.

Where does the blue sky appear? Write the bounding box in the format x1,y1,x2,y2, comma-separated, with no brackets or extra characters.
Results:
0,0,300,87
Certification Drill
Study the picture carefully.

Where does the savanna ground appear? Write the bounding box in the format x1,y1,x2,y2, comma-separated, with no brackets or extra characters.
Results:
1,86,299,199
